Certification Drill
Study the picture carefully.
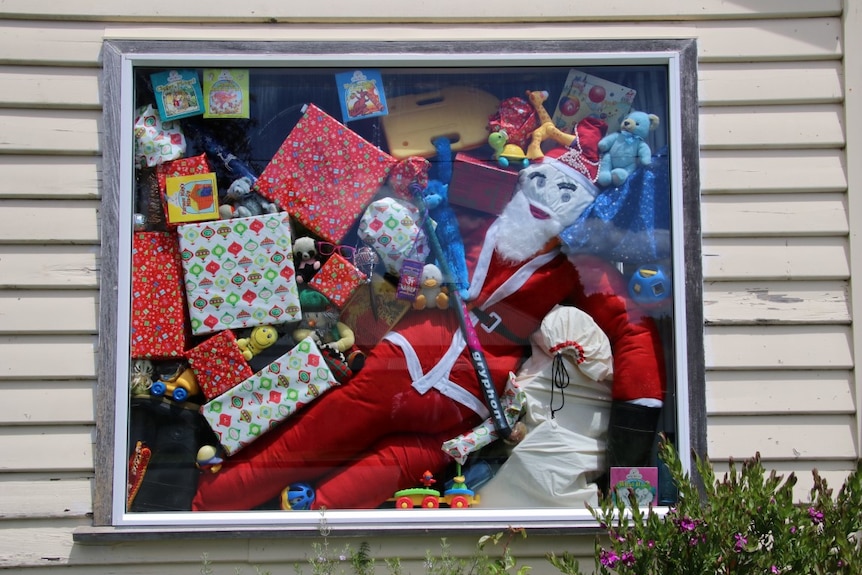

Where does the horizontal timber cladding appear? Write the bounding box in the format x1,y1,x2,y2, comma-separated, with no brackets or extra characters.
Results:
0,17,843,66
0,2,855,571
0,0,843,22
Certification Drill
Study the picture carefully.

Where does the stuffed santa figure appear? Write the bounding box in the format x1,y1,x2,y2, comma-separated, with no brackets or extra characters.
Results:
192,117,665,511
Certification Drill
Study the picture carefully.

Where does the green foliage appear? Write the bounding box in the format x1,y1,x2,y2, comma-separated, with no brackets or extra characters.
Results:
201,444,862,575
556,437,862,575
423,530,529,575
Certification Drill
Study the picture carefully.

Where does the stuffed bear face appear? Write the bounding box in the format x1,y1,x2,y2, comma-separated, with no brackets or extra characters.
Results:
292,237,318,262
619,111,660,140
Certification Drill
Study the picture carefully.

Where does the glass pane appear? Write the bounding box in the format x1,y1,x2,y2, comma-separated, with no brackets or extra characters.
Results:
125,61,679,515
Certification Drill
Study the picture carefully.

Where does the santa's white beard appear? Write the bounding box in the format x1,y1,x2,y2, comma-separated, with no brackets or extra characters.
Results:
495,191,564,264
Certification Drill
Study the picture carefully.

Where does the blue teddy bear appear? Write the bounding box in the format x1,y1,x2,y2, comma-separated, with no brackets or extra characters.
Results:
597,111,660,188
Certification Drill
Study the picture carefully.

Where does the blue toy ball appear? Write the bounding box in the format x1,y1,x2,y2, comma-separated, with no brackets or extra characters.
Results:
281,483,315,510
628,265,671,305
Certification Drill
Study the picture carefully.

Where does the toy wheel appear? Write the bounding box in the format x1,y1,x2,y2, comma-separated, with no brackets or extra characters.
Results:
150,381,166,397
450,495,470,509
396,496,414,509
172,387,188,402
422,496,440,509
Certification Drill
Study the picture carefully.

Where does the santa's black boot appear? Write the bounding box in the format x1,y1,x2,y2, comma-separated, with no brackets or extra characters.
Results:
606,400,662,469
595,401,661,497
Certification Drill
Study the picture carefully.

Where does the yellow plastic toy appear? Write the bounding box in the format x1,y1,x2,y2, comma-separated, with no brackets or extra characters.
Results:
382,87,500,159
236,325,279,361
488,129,530,169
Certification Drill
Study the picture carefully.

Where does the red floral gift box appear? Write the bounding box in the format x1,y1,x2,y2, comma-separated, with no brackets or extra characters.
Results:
185,329,253,400
130,231,187,359
256,103,397,244
307,252,367,309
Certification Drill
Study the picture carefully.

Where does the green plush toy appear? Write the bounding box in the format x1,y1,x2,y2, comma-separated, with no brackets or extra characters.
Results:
597,111,660,188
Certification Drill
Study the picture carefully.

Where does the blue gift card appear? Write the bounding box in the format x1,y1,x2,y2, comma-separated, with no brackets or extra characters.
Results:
335,69,388,123
151,69,205,122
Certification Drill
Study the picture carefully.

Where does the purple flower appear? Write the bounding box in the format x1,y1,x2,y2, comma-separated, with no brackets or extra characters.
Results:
808,507,825,525
770,566,780,574
621,551,635,567
733,533,748,552
676,517,698,532
790,526,797,534
599,549,620,568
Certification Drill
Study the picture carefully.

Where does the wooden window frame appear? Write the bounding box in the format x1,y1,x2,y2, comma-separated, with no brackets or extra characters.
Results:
88,38,704,537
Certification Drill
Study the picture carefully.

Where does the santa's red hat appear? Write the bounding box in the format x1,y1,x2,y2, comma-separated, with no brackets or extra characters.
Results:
541,117,608,187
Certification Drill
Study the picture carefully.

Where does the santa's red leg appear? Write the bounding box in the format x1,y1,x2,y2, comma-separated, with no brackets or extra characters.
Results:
311,431,459,510
193,341,476,511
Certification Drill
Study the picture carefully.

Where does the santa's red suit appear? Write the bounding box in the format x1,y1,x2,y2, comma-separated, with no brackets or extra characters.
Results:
192,214,665,511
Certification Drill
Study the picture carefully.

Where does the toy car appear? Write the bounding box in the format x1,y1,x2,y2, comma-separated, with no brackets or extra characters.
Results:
150,367,200,402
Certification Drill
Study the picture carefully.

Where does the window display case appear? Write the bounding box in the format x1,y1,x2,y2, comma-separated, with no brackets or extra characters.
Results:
98,39,703,530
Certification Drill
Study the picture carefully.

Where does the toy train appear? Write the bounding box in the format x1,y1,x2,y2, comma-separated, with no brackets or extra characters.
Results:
390,469,480,509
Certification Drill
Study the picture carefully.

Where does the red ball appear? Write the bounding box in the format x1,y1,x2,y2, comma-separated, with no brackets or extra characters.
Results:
559,98,580,116
588,85,606,103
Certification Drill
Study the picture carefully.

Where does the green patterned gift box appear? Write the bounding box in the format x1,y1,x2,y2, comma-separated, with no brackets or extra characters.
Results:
201,337,339,456
178,212,302,335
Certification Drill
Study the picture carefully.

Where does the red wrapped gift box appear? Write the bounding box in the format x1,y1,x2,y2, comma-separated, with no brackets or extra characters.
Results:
155,153,211,227
130,232,187,359
307,252,367,309
185,329,254,400
448,152,519,216
256,103,396,244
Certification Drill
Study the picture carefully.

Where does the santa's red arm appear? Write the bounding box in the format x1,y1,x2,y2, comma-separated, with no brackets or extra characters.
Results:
564,253,666,403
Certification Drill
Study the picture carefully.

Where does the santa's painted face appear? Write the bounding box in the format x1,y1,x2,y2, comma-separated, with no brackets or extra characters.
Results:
495,162,597,263
516,162,597,227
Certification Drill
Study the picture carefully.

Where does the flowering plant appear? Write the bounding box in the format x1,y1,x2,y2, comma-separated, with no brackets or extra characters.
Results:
549,437,862,575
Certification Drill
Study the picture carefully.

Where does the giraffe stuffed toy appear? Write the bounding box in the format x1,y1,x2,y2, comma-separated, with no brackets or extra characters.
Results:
525,90,577,160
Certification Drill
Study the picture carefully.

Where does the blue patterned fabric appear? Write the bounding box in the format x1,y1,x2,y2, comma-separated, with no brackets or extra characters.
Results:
560,147,671,264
